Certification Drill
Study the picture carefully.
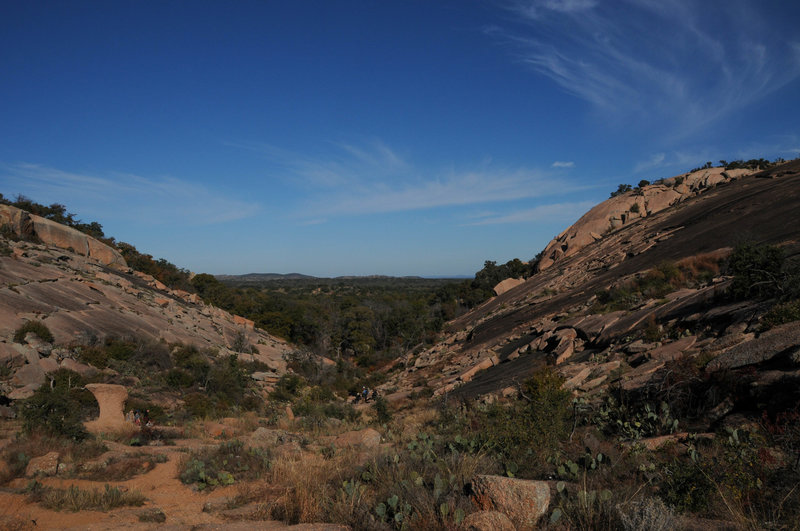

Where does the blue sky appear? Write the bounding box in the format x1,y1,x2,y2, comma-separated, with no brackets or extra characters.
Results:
1,1,799,277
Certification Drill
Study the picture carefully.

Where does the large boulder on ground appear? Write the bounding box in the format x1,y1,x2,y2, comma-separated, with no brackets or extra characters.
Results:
470,474,550,530
12,363,46,387
83,383,130,434
333,428,382,449
25,451,64,477
494,278,525,296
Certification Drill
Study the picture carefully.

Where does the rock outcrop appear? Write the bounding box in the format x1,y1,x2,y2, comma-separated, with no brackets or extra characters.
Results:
83,383,130,434
0,204,127,268
537,167,754,272
382,160,800,431
0,232,294,401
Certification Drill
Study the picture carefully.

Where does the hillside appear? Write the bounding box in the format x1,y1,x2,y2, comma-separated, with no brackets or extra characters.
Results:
0,160,798,530
0,203,293,401
387,160,800,410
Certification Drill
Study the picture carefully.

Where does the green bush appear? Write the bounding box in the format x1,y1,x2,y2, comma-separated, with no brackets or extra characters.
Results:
727,243,787,300
14,320,54,343
179,440,270,490
482,368,571,469
20,370,92,441
761,299,800,330
270,373,306,402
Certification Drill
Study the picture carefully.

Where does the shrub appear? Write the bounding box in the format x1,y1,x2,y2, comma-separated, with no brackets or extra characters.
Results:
727,243,786,300
20,370,93,441
629,202,641,213
373,396,392,425
617,497,675,531
270,373,306,402
14,320,54,343
482,368,571,470
179,440,270,490
610,184,633,197
761,299,800,330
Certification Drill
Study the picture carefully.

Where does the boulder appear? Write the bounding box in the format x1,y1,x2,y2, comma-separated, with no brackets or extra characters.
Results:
470,474,550,530
461,510,516,531
83,383,130,434
333,428,382,449
0,342,25,368
24,333,53,356
37,357,60,373
8,383,39,400
60,358,98,377
14,343,41,365
25,451,64,477
494,277,525,296
12,363,46,387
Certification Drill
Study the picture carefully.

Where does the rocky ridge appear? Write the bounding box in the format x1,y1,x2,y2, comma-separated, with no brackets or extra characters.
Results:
386,161,800,428
0,212,293,402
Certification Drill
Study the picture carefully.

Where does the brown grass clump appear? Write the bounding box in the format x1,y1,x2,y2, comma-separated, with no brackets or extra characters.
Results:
26,482,146,512
255,450,363,524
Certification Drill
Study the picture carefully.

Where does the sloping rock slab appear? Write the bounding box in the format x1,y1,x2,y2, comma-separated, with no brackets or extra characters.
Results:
707,322,800,371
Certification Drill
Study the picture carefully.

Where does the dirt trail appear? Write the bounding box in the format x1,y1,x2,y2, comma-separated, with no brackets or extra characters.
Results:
0,443,240,530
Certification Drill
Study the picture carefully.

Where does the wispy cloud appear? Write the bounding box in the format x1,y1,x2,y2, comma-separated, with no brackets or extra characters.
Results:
467,200,596,225
495,0,800,135
551,161,574,168
232,139,585,219
1,162,259,226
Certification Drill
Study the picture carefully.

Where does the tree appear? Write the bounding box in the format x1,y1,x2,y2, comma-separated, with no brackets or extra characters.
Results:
610,184,633,197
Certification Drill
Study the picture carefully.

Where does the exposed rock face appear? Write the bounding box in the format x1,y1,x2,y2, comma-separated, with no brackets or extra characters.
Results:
84,383,130,434
470,474,551,530
0,204,127,268
382,160,800,427
0,234,294,396
537,167,755,272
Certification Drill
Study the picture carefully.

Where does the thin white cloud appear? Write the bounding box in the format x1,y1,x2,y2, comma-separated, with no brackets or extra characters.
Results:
633,153,666,173
551,161,574,168
231,139,585,219
1,162,259,226
496,0,800,135
467,200,596,225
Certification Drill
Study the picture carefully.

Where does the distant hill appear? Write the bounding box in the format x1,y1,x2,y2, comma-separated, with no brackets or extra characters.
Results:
216,273,456,282
215,272,317,282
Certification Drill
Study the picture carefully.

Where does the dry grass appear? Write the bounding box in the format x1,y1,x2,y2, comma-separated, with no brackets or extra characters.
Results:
27,483,146,512
0,434,108,484
254,450,365,524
